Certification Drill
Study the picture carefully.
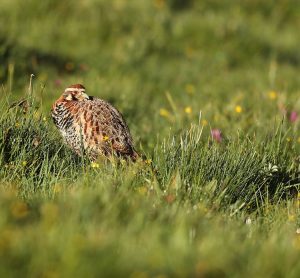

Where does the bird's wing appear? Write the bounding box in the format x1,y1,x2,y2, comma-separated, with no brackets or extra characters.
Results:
76,98,135,157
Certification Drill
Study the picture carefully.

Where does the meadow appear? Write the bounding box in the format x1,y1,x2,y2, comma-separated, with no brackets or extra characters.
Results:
0,0,300,276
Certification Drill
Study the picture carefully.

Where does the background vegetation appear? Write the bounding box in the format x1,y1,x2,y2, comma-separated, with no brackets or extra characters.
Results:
0,0,300,276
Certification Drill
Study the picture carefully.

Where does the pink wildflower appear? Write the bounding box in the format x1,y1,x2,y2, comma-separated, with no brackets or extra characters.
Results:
54,79,62,87
289,111,298,123
211,129,222,143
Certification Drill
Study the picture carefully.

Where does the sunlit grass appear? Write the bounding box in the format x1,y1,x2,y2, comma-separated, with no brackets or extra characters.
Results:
0,0,300,276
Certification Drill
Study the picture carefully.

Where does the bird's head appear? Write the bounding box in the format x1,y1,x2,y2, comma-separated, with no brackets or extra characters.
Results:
62,84,89,101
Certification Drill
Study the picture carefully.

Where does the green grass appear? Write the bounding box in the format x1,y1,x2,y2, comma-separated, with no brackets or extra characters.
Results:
0,0,300,276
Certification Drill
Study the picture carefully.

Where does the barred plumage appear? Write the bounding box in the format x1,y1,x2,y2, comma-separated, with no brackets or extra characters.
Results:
51,84,138,161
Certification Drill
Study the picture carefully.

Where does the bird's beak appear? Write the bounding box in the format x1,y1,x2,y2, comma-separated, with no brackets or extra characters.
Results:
81,92,90,100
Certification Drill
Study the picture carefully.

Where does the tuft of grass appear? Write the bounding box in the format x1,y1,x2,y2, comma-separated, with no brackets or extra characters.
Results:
0,95,82,197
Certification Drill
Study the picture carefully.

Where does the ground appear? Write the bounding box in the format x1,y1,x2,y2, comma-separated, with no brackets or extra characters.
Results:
0,0,300,277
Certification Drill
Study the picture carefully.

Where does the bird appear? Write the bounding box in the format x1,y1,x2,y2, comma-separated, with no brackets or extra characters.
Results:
51,84,138,161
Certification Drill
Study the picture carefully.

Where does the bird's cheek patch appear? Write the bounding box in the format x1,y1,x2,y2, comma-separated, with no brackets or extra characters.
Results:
65,94,73,101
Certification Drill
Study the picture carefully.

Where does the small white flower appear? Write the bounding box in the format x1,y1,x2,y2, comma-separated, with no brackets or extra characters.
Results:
245,217,252,225
271,165,278,172
263,163,279,176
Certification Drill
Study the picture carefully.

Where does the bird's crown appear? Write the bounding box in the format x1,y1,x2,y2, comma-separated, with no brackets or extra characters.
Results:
64,84,86,93
63,84,89,101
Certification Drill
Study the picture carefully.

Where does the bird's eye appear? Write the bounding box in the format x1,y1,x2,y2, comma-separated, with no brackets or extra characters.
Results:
65,94,73,101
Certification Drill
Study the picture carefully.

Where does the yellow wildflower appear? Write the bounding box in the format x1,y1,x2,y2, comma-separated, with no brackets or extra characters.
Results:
145,159,152,165
130,271,148,278
43,117,47,122
235,105,242,113
268,90,277,100
22,161,27,166
159,108,170,117
214,114,219,122
33,111,39,119
103,135,109,141
53,184,62,194
288,214,296,222
65,62,74,71
185,46,195,58
38,72,48,82
184,106,192,114
10,201,29,219
138,186,147,196
293,232,300,250
15,122,20,128
154,0,165,9
91,162,100,168
286,137,291,142
185,84,195,95
41,203,59,225
201,119,208,126
120,159,126,166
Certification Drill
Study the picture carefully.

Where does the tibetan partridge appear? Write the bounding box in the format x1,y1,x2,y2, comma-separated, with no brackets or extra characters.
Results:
51,84,138,161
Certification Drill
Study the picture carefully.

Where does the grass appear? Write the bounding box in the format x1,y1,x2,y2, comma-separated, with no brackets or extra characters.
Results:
0,0,300,276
